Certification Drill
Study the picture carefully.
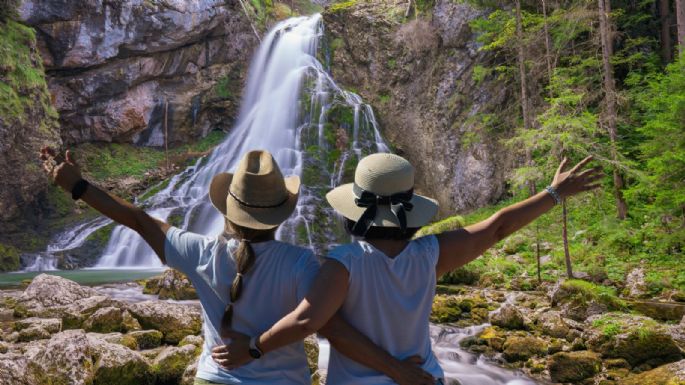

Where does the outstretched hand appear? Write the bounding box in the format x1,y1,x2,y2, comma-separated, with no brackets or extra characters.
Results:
39,146,82,192
211,330,254,370
551,156,603,200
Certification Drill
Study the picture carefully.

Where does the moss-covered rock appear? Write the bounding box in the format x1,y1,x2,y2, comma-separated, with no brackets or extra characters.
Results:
128,330,164,350
621,359,685,385
549,279,626,321
547,350,601,383
304,334,320,383
142,269,198,300
584,313,683,367
502,336,547,362
0,243,20,272
83,306,124,333
128,301,201,344
151,344,199,385
490,304,527,330
431,295,462,323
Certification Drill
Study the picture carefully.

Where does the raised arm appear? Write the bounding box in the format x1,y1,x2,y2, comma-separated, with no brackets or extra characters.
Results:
436,156,603,276
40,147,170,262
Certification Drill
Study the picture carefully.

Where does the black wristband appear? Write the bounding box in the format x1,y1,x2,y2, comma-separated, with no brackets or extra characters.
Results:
71,179,90,200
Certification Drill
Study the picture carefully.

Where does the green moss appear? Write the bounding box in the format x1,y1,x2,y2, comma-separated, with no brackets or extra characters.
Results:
0,243,20,272
0,20,57,124
561,279,627,310
430,296,462,323
138,178,172,201
328,0,357,13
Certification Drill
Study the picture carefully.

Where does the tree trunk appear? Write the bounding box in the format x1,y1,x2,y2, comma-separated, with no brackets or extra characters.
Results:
542,0,554,88
660,0,673,62
515,0,535,197
562,200,573,278
677,0,685,48
598,0,629,220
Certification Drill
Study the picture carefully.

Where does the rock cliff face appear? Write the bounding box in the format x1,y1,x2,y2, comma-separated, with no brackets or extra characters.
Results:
19,0,258,145
324,0,513,215
0,19,61,223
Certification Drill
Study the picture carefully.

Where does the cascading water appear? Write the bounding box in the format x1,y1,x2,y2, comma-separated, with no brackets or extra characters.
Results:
87,14,387,267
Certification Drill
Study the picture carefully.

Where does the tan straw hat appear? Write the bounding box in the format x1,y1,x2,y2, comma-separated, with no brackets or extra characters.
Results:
209,150,300,230
326,153,438,234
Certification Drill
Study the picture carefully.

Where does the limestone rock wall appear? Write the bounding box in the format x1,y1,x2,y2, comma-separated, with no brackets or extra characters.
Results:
19,0,258,145
324,0,513,215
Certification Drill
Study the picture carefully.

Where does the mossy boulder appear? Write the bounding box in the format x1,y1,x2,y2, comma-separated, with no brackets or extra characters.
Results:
83,306,125,333
142,269,198,300
490,304,527,330
304,334,320,383
0,243,20,272
547,350,601,383
477,326,506,351
128,301,202,344
584,313,683,367
431,295,462,323
128,330,164,350
534,310,571,339
621,359,685,385
13,317,61,342
502,336,547,362
151,344,199,385
549,279,626,321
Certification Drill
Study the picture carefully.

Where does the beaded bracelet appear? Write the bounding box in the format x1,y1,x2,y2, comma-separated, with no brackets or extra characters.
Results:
545,185,562,205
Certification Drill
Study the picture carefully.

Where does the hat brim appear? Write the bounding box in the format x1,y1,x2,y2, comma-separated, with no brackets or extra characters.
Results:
209,173,300,230
325,183,438,229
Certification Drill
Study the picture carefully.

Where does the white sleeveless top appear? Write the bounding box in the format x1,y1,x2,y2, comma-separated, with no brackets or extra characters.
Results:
326,235,444,385
164,226,321,384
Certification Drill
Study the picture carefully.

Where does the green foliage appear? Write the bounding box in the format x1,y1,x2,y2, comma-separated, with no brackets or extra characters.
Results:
561,279,626,310
328,0,357,13
0,243,20,272
417,215,465,237
0,0,18,22
0,20,58,124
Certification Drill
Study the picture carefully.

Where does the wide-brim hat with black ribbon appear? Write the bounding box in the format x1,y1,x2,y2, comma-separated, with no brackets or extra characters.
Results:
326,153,438,236
209,150,300,230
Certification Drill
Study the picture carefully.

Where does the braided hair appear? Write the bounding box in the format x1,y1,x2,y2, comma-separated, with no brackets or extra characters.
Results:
220,220,275,337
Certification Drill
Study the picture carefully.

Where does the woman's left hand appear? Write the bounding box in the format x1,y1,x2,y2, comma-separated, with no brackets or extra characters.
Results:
212,330,254,370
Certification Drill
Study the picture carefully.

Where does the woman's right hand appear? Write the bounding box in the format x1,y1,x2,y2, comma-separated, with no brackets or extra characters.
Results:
390,355,435,385
40,146,83,192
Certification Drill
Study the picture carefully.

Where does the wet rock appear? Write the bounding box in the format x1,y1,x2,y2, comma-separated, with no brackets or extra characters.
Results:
128,300,202,344
502,336,547,362
143,269,197,300
477,326,506,352
547,350,601,383
151,344,199,385
128,330,164,350
584,313,683,367
621,359,685,385
625,267,650,299
490,304,526,330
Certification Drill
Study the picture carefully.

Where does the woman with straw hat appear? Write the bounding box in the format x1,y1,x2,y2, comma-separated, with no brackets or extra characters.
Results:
214,152,603,384
40,147,435,385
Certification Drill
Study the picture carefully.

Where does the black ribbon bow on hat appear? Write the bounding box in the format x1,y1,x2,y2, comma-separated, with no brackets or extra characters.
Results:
350,184,414,237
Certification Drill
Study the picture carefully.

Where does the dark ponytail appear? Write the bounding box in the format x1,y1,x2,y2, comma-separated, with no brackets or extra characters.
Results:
220,221,275,337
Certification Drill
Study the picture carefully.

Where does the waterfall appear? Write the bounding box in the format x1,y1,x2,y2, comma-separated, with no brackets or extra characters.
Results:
84,14,385,268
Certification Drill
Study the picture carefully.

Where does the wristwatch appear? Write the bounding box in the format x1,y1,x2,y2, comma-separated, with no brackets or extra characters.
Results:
248,336,263,359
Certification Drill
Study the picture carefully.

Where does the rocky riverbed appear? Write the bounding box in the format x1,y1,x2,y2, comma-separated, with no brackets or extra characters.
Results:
2,271,685,385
